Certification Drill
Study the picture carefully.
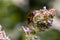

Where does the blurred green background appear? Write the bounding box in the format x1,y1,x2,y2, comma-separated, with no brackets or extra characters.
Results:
0,0,60,40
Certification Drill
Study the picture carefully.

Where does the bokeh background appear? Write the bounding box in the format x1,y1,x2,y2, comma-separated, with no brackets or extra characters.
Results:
0,0,60,40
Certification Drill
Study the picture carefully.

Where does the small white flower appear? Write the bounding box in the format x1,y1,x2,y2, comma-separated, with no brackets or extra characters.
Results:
43,6,46,10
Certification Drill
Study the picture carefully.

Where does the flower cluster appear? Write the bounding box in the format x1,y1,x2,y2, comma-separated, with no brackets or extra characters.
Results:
27,6,56,31
22,6,56,40
0,25,10,40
